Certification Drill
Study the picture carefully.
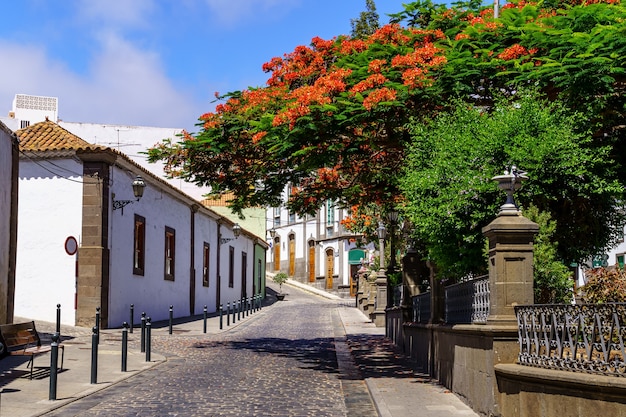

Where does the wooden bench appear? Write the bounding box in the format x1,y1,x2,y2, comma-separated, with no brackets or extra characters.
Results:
0,321,64,379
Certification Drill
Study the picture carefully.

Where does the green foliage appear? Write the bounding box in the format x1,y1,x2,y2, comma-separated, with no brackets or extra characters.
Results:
581,267,626,303
148,0,626,272
524,205,573,304
351,0,380,39
400,89,625,278
273,272,289,293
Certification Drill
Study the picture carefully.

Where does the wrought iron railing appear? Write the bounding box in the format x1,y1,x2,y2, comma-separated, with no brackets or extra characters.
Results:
444,275,489,324
516,303,626,377
412,292,431,323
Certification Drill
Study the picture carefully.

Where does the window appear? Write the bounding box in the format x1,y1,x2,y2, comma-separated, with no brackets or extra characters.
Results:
202,242,210,287
242,252,248,298
133,215,145,276
228,246,235,288
326,200,335,224
273,207,281,227
164,226,175,281
20,120,30,129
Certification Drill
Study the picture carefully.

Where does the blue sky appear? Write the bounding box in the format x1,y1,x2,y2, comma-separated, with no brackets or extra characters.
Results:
0,0,407,131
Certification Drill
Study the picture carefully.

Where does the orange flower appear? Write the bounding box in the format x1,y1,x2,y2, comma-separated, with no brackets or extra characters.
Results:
363,87,397,110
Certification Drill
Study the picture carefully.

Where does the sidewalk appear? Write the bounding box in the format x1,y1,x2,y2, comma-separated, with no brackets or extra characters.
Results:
286,278,479,417
0,280,478,417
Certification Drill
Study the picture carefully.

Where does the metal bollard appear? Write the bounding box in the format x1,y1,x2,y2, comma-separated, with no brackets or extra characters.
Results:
233,300,237,323
247,297,251,316
145,317,152,362
56,304,61,335
49,332,60,400
203,305,208,333
237,299,241,321
129,304,134,333
90,326,98,384
169,305,173,335
121,322,128,372
95,307,101,345
219,304,223,330
226,302,230,326
140,312,146,353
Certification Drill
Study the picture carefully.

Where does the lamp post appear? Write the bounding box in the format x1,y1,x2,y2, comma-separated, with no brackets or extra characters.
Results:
372,221,388,327
386,210,400,308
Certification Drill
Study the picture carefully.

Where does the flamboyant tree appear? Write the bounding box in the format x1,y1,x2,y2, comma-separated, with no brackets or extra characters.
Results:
148,0,626,266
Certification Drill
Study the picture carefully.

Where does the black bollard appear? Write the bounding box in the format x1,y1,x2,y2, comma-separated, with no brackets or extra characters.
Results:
219,304,223,330
233,300,237,323
49,332,60,400
56,304,61,335
247,297,250,316
145,317,152,362
90,326,98,384
95,307,101,345
129,304,134,334
140,312,146,353
203,305,207,333
226,302,230,326
169,305,173,335
121,322,128,372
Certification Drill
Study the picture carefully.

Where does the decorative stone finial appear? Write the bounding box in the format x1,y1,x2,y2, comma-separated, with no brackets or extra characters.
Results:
492,165,527,215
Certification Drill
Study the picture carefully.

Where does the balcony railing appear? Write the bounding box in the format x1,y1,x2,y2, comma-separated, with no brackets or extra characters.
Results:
516,303,626,377
444,275,489,324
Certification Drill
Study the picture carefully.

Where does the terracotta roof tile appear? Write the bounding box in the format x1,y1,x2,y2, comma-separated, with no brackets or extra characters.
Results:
201,193,235,207
16,119,105,152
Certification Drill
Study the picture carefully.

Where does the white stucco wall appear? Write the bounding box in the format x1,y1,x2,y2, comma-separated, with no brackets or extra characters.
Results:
107,166,255,326
108,166,194,325
15,159,83,325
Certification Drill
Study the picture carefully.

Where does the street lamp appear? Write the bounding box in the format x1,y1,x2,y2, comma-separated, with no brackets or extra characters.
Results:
112,175,146,214
220,223,241,244
376,221,387,271
385,209,400,308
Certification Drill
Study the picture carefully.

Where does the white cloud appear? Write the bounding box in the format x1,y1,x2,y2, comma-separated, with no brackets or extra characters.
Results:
74,0,156,30
0,38,203,129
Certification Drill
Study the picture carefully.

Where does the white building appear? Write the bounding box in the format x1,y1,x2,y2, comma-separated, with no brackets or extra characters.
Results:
267,193,370,296
15,120,266,328
0,121,18,325
2,93,211,201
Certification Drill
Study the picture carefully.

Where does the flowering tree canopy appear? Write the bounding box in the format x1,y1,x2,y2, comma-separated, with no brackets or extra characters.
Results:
148,0,626,218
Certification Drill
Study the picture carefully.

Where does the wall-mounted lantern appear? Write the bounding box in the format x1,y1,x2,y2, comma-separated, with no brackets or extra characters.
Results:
220,223,242,245
112,175,146,214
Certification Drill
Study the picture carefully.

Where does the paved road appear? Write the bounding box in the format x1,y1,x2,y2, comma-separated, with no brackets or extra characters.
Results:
43,287,377,417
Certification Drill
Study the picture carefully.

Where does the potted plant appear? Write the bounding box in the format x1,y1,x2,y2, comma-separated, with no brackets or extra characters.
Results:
273,272,288,300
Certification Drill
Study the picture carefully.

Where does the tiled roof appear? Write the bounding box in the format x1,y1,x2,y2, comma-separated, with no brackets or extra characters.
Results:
16,119,105,152
201,193,235,207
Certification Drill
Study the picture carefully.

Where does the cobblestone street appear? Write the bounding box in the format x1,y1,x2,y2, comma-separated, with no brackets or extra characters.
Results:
43,287,378,417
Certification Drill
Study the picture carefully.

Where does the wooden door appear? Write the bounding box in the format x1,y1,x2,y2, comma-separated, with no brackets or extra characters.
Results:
326,249,334,289
308,243,316,282
273,237,280,271
289,235,295,276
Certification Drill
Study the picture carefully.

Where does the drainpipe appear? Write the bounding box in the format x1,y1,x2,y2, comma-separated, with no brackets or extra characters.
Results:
189,205,198,316
216,223,222,311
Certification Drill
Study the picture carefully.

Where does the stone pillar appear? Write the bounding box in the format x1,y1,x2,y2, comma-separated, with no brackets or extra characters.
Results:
482,211,538,326
371,269,388,327
76,154,114,328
